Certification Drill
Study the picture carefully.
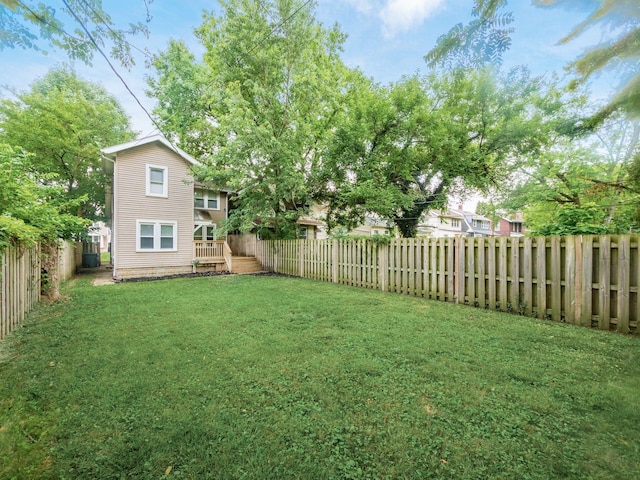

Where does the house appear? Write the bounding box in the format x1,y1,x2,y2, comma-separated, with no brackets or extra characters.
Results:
87,221,111,253
348,216,394,237
102,135,260,280
420,207,494,238
497,213,525,237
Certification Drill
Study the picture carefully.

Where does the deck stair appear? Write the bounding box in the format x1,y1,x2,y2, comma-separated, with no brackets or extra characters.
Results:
231,256,263,274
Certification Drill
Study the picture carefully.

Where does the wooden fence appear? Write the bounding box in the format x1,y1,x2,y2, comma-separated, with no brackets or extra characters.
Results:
1,241,80,340
256,235,639,334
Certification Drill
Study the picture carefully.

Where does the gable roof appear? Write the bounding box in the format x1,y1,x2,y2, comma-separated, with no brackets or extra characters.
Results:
101,134,199,166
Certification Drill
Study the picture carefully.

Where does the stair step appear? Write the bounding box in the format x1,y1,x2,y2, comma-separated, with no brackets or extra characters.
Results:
230,256,262,274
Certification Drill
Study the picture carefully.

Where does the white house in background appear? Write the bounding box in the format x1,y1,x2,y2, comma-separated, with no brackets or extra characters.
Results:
87,221,111,252
102,135,263,280
420,207,494,238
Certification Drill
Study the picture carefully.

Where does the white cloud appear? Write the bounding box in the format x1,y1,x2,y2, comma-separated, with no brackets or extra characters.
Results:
342,0,373,14
379,0,445,37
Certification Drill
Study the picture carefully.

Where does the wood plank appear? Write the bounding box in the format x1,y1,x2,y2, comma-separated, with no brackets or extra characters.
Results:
498,237,508,311
510,237,520,314
456,237,465,304
430,239,438,300
332,240,338,283
446,238,455,302
536,237,547,320
467,238,476,306
580,236,593,327
617,235,631,333
565,236,577,325
523,237,533,316
487,237,496,310
598,236,611,330
477,238,486,309
409,238,416,296
379,243,388,292
438,239,445,301
551,236,562,322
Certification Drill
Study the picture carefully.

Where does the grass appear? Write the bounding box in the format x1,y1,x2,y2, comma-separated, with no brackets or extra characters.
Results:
1,274,639,479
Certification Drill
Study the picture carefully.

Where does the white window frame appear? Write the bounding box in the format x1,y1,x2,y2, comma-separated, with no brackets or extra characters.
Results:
193,222,216,241
136,220,178,252
194,188,220,210
146,164,168,198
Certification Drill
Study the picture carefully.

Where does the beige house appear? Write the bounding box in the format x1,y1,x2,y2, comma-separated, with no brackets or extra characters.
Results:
102,135,259,280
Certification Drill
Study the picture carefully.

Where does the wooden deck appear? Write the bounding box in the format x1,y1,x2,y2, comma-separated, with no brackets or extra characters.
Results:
193,240,262,273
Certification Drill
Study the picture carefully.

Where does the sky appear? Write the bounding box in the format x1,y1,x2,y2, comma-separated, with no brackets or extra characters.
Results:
0,0,610,137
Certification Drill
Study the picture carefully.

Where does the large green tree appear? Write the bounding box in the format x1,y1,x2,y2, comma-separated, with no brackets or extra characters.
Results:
0,67,135,219
148,0,350,238
0,0,151,68
320,67,561,237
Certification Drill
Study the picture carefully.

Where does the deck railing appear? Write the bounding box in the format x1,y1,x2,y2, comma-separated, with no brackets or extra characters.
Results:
193,240,233,271
193,240,225,259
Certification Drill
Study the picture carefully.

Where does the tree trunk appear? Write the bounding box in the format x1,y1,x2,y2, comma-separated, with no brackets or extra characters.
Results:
41,241,61,301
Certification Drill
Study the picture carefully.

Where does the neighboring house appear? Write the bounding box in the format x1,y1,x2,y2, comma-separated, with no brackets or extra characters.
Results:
420,207,494,238
87,221,111,252
349,216,394,237
497,213,525,237
102,135,249,280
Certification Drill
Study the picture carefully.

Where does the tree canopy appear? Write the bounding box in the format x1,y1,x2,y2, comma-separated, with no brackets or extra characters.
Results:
319,67,564,237
0,144,88,248
0,67,135,219
149,0,350,238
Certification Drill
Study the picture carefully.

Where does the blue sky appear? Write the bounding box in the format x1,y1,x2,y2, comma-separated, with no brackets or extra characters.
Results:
0,0,608,135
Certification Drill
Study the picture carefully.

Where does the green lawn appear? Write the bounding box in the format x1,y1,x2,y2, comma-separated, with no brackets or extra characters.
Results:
1,274,639,479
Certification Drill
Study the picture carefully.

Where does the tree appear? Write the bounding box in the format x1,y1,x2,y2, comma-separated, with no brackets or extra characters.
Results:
320,67,559,237
0,0,152,68
0,143,89,298
494,115,640,234
148,0,350,238
0,66,135,219
426,0,640,122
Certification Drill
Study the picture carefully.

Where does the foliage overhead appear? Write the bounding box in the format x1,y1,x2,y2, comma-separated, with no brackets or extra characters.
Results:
0,143,89,248
148,0,350,239
0,66,135,219
425,0,640,122
0,0,152,68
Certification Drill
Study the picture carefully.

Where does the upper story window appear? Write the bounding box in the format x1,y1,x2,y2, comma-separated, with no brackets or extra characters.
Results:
194,188,220,210
473,219,490,230
441,217,460,228
146,164,168,197
511,222,523,233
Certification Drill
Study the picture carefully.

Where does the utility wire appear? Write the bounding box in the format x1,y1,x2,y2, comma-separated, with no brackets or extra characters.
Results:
76,0,153,60
60,0,178,152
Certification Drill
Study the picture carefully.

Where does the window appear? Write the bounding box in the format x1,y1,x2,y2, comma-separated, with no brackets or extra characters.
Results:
298,227,308,239
194,223,216,241
441,218,460,228
473,219,490,230
136,220,177,252
146,165,168,197
194,188,219,210
511,222,523,233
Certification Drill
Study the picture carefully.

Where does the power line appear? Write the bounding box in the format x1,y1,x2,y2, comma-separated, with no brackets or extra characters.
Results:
76,0,153,61
59,0,176,151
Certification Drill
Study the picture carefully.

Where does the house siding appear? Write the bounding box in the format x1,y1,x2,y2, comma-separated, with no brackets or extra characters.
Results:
113,143,194,279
